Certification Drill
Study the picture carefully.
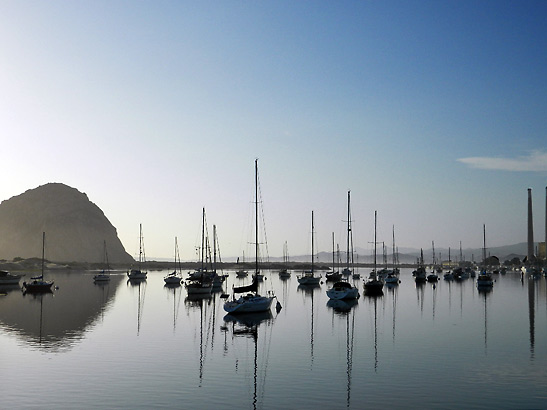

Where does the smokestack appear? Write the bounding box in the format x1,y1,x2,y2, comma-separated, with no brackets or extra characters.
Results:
528,188,534,260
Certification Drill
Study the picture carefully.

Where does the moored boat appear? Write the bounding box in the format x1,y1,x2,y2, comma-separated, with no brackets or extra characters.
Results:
0,270,22,285
22,232,54,293
326,281,359,300
223,160,277,314
127,224,147,280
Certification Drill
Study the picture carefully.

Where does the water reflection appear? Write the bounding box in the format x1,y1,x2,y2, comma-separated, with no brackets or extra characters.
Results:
297,284,320,366
327,298,358,313
222,311,275,410
0,272,124,351
527,277,535,360
385,282,398,343
365,295,381,372
127,279,147,336
164,284,183,333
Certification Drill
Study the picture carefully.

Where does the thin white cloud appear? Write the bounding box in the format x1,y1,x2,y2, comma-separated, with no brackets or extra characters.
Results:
457,150,547,172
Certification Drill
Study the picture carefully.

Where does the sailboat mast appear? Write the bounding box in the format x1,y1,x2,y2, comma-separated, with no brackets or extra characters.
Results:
483,224,487,265
374,211,377,276
201,208,205,272
311,211,315,273
139,223,143,269
213,224,217,271
393,226,396,268
255,159,259,276
332,232,335,270
41,231,45,277
346,190,351,269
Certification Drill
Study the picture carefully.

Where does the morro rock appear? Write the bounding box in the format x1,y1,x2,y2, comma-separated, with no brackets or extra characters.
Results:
0,183,134,263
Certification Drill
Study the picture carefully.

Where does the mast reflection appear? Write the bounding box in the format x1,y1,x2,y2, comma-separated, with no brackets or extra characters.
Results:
223,311,275,410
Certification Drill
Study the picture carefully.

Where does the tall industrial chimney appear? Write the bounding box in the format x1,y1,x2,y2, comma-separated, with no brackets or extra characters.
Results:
527,188,534,261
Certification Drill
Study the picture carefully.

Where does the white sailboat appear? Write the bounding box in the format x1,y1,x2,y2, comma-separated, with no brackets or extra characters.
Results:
223,159,276,314
22,232,54,293
94,240,111,282
127,224,147,280
297,211,322,286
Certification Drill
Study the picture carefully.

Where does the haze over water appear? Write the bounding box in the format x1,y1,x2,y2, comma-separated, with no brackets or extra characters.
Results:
1,268,546,409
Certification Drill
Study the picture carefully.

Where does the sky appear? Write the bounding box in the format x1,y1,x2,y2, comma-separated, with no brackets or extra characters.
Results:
1,1,546,261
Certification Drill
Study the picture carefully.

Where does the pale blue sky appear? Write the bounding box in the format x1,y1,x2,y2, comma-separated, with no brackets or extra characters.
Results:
1,1,546,260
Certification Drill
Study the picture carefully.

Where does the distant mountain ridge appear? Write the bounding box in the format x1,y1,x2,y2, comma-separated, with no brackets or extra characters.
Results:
0,183,134,263
264,242,531,265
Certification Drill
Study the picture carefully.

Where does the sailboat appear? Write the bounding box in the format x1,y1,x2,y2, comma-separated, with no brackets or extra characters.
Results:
427,243,439,282
326,279,359,300
210,224,227,289
297,211,322,285
278,241,291,278
22,232,54,293
477,224,494,289
94,240,111,282
223,159,276,314
186,208,213,295
364,211,384,295
413,249,427,283
0,270,23,285
235,251,249,277
384,226,400,285
342,191,354,276
164,237,182,285
127,224,147,280
325,232,342,281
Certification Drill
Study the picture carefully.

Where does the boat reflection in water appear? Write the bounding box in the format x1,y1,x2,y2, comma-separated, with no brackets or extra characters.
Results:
222,310,275,410
0,271,124,351
186,293,214,386
298,283,320,364
327,298,358,313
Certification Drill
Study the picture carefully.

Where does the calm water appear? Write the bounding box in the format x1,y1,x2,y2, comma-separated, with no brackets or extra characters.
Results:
1,268,546,409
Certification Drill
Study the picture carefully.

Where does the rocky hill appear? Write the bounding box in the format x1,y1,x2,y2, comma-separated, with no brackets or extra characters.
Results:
0,183,134,263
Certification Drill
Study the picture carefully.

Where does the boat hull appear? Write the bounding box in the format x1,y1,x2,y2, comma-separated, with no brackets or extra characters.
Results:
127,270,147,280
223,295,274,314
23,280,54,292
326,287,359,300
0,270,22,285
164,276,181,285
297,275,321,285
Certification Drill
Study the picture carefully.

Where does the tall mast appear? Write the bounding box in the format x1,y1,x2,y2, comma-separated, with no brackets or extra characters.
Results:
332,232,335,270
213,224,217,272
346,190,351,269
374,211,377,277
483,224,487,266
311,211,315,273
41,231,45,277
255,159,259,276
201,208,205,272
139,224,143,269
